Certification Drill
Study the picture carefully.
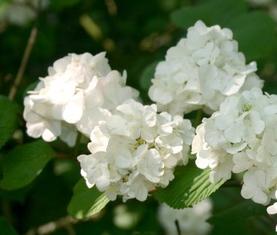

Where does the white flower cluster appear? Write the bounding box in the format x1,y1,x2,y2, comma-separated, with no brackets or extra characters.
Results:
192,88,277,206
0,0,48,26
158,200,212,235
24,52,138,146
149,20,263,115
22,19,277,232
78,99,194,201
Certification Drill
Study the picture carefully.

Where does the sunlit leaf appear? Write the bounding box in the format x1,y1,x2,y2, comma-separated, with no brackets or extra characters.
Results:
153,163,225,208
68,179,110,219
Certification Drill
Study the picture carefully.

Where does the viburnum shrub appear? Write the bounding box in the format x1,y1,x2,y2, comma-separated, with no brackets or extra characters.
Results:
2,1,277,231
20,20,277,233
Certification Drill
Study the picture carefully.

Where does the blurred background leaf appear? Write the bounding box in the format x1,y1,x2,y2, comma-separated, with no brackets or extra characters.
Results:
0,217,18,235
171,0,247,28
227,11,277,61
210,187,275,235
0,140,54,190
0,96,18,149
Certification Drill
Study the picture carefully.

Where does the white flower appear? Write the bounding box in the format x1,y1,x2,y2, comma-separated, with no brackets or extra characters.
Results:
149,20,263,115
78,99,195,201
76,70,139,136
241,169,272,204
158,200,212,235
24,52,138,146
113,204,139,229
192,88,277,205
0,0,49,26
267,202,277,215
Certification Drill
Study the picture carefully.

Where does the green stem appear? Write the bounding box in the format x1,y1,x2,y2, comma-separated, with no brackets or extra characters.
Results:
73,133,82,156
8,27,37,100
175,220,181,235
193,109,203,127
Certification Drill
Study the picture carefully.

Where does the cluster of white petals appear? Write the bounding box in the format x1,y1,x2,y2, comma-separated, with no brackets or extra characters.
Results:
192,88,277,206
0,0,48,26
78,99,194,201
24,52,138,146
158,200,212,235
22,18,277,232
149,20,263,115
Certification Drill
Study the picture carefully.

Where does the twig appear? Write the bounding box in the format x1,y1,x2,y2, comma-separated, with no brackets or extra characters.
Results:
8,27,37,100
1,199,13,225
105,0,117,15
175,220,181,235
25,216,77,235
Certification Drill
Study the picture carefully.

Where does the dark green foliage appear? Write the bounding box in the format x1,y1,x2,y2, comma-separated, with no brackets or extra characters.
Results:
0,96,18,149
0,217,18,235
210,187,274,235
171,0,247,28
227,12,276,61
0,140,54,190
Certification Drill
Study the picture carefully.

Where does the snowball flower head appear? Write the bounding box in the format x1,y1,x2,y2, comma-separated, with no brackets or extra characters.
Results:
192,88,277,205
0,0,49,26
78,99,195,201
24,52,138,146
158,200,212,235
149,20,263,115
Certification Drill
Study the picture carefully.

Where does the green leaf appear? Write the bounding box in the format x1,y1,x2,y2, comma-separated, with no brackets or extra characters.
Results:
0,140,54,190
0,2,9,16
0,96,18,149
0,217,18,235
0,187,31,203
153,163,225,208
210,200,268,235
171,0,246,28
67,179,110,219
139,61,158,92
227,12,276,61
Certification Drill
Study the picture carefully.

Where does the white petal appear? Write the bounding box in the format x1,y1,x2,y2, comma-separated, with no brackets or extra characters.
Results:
62,92,84,124
89,126,110,153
